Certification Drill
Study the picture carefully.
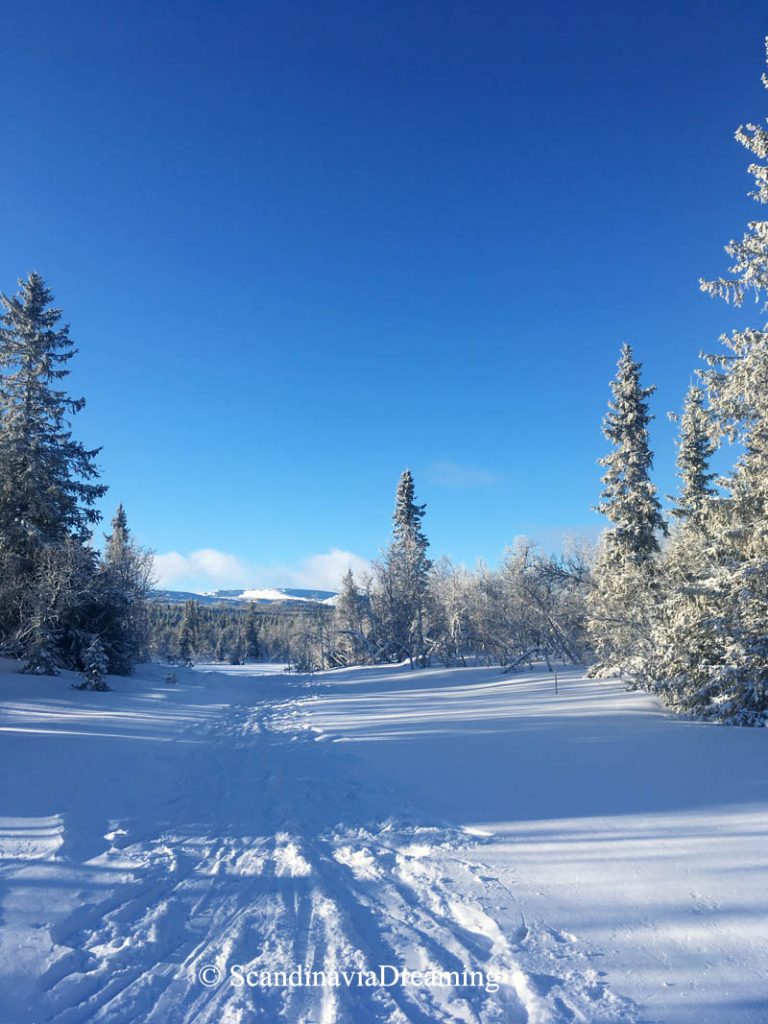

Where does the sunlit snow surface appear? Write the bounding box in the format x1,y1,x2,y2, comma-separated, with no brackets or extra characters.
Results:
0,657,765,1023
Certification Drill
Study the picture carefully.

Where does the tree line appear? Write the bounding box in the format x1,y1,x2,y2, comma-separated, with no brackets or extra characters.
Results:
0,273,152,688
146,467,592,676
586,46,768,725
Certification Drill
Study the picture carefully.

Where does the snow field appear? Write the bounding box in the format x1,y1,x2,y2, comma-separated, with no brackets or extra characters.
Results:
0,659,765,1023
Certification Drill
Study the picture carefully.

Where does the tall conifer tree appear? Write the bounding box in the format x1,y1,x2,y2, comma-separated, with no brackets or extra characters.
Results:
595,344,666,562
378,470,432,667
0,272,107,664
334,568,370,666
177,600,199,666
98,504,154,673
0,273,106,550
241,601,260,661
588,345,665,677
659,39,768,722
669,384,718,522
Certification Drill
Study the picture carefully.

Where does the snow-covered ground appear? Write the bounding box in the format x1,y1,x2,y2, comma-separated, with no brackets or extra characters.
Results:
0,658,765,1023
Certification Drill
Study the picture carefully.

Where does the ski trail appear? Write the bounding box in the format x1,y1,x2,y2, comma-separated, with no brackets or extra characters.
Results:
37,691,639,1024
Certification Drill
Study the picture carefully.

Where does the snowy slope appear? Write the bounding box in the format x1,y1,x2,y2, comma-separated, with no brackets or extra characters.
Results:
0,659,765,1023
152,587,338,606
231,587,338,605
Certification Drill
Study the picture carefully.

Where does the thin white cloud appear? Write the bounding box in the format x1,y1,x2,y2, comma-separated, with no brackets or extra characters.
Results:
153,549,254,590
426,461,502,488
153,547,370,594
286,548,371,591
153,551,191,587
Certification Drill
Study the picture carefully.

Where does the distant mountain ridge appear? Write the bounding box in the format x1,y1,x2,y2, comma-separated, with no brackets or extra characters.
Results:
151,587,338,606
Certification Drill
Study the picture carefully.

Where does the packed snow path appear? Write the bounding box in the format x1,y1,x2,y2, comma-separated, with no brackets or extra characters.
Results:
0,660,766,1023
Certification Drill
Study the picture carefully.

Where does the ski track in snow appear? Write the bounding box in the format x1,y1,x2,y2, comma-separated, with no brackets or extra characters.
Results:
13,691,639,1024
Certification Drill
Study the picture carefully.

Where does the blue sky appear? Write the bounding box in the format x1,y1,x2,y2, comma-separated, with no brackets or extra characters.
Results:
1,1,766,591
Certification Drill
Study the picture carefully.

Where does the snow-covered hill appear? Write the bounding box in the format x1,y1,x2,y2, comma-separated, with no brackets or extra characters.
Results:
152,586,338,606
0,659,765,1023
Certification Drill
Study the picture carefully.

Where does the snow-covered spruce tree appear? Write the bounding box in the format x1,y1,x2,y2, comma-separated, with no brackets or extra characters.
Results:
96,504,155,674
376,470,432,667
644,384,721,704
655,41,768,723
668,385,718,522
214,633,226,663
177,600,198,666
587,344,667,678
229,632,246,666
646,383,717,698
75,634,111,691
333,568,372,666
21,604,60,676
0,273,106,670
240,601,260,661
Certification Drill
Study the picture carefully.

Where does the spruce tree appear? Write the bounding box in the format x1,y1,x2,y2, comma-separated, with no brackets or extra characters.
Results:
669,384,718,522
378,470,432,667
98,503,154,673
334,568,369,666
105,504,130,567
0,273,106,548
21,605,60,676
229,634,246,665
0,272,106,663
241,601,260,661
588,345,666,677
214,633,226,662
660,39,768,722
595,344,667,560
76,635,111,691
643,384,720,698
177,600,198,666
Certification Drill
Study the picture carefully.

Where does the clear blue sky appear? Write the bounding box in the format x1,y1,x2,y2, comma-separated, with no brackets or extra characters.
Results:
1,1,766,591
